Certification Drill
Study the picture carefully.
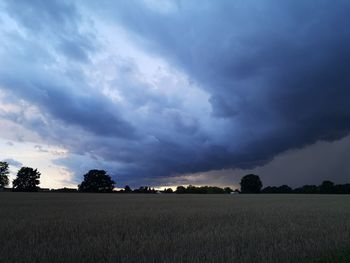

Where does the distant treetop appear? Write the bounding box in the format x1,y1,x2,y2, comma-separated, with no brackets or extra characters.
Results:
0,161,10,188
12,167,40,192
78,170,115,193
240,174,263,193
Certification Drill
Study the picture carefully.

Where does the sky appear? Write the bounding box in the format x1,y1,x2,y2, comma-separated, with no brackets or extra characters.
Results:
1,0,350,189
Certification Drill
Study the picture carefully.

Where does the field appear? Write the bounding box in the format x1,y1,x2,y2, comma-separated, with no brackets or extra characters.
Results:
1,193,350,263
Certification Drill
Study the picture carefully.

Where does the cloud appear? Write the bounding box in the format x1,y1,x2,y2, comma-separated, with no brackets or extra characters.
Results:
87,0,350,168
0,4,135,139
3,158,22,168
1,0,350,187
171,134,350,189
2,0,95,62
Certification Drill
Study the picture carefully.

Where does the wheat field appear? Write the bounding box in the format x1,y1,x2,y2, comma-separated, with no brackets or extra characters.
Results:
0,193,350,263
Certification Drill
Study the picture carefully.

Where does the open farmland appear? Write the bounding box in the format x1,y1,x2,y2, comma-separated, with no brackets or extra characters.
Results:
0,193,350,263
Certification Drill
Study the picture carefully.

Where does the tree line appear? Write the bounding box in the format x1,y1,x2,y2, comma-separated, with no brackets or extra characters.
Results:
0,162,40,192
239,174,350,194
1,161,350,194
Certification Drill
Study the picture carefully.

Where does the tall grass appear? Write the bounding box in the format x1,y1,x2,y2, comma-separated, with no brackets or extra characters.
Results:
0,193,350,262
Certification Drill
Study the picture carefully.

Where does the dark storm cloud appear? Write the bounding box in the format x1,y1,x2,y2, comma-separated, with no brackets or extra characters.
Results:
86,0,350,172
2,0,350,186
3,0,77,32
0,71,135,138
58,39,91,62
3,0,95,62
0,1,135,139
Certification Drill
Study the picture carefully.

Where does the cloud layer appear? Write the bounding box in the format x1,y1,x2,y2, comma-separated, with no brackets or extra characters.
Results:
1,0,350,186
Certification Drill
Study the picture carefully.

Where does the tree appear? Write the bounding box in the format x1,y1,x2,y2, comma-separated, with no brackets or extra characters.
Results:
293,185,318,194
261,186,278,193
175,185,230,194
278,185,292,193
186,185,198,193
176,186,186,194
203,186,225,194
78,170,115,193
262,185,292,194
224,187,233,194
133,186,156,193
334,184,350,194
240,174,263,193
124,185,132,193
0,161,9,188
163,188,173,193
53,188,78,193
13,167,40,192
320,180,335,194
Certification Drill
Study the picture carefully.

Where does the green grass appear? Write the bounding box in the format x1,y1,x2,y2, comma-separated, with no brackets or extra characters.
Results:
0,193,350,263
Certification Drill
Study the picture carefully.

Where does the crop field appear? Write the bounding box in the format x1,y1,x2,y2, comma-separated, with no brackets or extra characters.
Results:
0,193,350,263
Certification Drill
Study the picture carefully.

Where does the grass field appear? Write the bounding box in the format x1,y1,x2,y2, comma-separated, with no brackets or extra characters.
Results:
1,193,350,263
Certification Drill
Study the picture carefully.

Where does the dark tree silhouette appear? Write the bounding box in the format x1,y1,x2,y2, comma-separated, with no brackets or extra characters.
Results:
175,185,232,194
240,174,263,193
176,186,186,194
78,170,115,193
53,187,78,193
124,185,132,193
320,180,335,194
163,188,174,193
334,184,350,194
133,186,156,193
12,167,40,192
278,185,292,193
224,187,234,194
0,161,9,188
261,186,278,193
202,186,225,194
293,185,319,194
186,185,197,193
262,185,292,193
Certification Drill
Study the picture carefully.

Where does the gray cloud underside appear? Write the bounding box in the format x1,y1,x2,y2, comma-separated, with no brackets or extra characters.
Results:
89,0,350,166
1,0,350,185
1,0,135,138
